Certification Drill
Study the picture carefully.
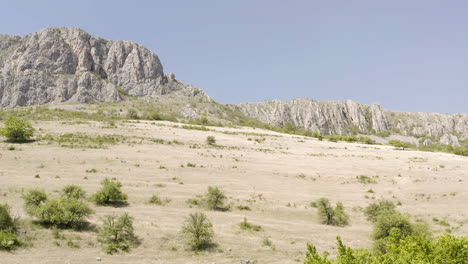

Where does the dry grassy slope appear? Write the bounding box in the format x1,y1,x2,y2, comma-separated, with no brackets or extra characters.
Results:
0,120,467,263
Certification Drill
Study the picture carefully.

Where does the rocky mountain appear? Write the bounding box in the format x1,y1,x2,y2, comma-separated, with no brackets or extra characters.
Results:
0,27,466,146
0,27,209,109
230,98,468,145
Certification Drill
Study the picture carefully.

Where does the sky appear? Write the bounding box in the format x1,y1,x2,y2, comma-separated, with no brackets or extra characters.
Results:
0,0,467,114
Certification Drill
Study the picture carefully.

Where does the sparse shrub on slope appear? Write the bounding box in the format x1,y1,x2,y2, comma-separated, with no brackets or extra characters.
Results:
0,204,21,251
0,116,34,142
316,198,349,227
91,178,128,205
98,213,138,254
204,186,227,211
206,136,216,145
182,212,214,251
62,184,86,199
22,187,93,228
364,200,396,222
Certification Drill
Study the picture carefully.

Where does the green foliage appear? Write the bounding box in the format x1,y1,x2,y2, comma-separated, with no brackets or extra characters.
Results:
0,232,21,251
0,116,34,142
364,200,396,222
126,109,139,120
0,204,16,233
91,178,128,205
356,175,378,184
206,136,216,145
304,232,468,264
182,212,214,251
315,198,349,227
317,198,335,225
22,189,48,216
283,122,296,134
98,213,138,254
334,202,349,227
204,186,227,211
240,218,262,231
389,140,413,149
22,188,93,228
62,184,86,199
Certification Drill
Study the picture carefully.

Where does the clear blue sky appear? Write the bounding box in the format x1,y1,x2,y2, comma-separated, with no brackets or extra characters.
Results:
1,0,467,113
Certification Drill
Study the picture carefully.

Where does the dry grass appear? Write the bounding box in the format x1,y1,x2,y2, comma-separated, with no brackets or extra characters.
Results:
0,120,467,263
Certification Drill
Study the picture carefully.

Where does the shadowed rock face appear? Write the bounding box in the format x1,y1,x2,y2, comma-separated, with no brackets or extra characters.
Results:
229,98,468,144
0,27,209,108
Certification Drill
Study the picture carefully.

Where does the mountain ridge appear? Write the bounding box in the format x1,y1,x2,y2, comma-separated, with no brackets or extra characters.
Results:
0,27,467,146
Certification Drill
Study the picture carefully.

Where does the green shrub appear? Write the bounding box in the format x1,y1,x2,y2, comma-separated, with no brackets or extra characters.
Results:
206,136,216,145
182,212,214,251
204,186,227,211
98,213,138,254
240,218,262,231
389,140,413,149
22,189,48,216
334,202,349,227
0,231,21,251
304,233,468,264
126,109,139,120
0,116,34,142
364,200,396,222
316,198,349,227
144,110,161,121
23,188,93,228
0,204,16,233
91,178,128,205
62,184,86,199
36,197,94,227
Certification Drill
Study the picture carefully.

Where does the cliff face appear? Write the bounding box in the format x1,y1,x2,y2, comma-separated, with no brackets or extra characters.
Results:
230,98,468,144
0,27,209,108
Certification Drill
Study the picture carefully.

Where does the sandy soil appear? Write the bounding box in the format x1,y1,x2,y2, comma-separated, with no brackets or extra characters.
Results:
0,120,467,263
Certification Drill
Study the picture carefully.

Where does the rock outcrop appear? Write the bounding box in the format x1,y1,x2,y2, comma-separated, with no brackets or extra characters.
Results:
0,27,209,108
230,98,468,145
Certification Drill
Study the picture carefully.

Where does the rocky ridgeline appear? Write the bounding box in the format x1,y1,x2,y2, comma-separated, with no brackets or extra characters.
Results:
0,27,209,108
230,98,468,146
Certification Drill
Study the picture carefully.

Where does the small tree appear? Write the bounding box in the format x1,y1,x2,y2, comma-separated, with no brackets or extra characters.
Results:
317,198,335,225
126,109,139,120
22,188,93,228
316,198,349,227
204,186,226,210
0,204,16,234
334,202,349,227
91,178,128,205
62,184,86,199
364,200,396,222
182,212,214,250
206,136,216,145
98,213,138,254
0,116,34,142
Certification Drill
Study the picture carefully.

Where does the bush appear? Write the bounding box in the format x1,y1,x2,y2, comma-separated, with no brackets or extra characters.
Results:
364,200,396,222
98,213,138,254
126,109,139,120
182,212,214,250
62,184,86,199
91,178,128,205
23,188,93,228
23,189,48,216
240,218,262,231
333,202,349,227
144,110,161,121
0,204,16,233
0,116,34,142
389,140,413,149
206,136,216,145
316,198,349,227
304,233,468,263
204,186,227,211
0,231,21,251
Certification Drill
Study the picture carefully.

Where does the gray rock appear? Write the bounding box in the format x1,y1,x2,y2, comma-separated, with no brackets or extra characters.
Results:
439,134,460,147
422,139,434,146
230,98,468,141
0,27,210,108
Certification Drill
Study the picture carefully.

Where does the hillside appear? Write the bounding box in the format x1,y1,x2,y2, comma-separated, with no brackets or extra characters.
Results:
0,118,467,263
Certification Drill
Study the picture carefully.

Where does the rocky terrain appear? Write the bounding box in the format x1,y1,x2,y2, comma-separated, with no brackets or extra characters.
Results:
1,27,467,147
230,98,468,146
0,27,209,109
